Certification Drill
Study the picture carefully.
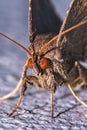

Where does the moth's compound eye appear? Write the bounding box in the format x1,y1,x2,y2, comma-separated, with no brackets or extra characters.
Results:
39,57,49,70
26,58,34,68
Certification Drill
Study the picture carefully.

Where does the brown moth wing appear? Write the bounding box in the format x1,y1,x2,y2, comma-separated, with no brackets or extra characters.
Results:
57,0,87,61
28,0,62,53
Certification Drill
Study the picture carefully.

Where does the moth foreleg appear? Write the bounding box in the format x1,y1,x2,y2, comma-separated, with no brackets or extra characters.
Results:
75,62,87,86
68,61,87,88
0,78,24,101
25,75,42,89
8,78,27,117
75,61,87,87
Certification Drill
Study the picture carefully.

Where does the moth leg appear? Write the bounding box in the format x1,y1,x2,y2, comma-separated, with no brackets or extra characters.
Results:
0,78,23,101
50,92,54,118
0,60,28,116
71,77,84,89
67,83,87,107
8,60,29,116
25,76,42,89
75,61,87,86
70,61,87,88
0,59,27,102
8,78,27,117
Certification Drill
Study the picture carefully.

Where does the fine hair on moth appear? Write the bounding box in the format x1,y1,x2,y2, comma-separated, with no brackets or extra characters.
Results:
0,0,87,118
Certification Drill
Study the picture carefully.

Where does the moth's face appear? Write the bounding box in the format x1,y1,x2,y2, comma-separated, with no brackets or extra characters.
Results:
27,39,64,92
27,55,64,92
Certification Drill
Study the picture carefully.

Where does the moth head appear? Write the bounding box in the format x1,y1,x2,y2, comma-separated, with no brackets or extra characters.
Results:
25,50,51,76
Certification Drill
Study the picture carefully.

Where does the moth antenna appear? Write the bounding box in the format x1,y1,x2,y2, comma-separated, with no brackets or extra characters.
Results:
67,83,87,107
0,78,23,101
39,20,87,55
0,33,32,56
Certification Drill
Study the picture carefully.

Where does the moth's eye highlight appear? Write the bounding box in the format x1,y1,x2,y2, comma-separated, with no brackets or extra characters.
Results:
27,58,34,68
39,57,49,70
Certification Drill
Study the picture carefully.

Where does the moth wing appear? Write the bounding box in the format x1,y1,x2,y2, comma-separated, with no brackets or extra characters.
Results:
57,0,87,61
28,0,62,43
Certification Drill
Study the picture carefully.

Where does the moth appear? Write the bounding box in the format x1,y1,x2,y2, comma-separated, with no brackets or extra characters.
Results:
0,0,87,118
